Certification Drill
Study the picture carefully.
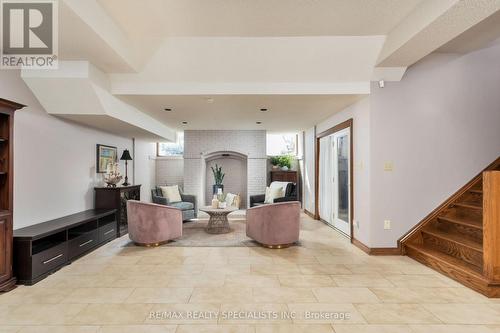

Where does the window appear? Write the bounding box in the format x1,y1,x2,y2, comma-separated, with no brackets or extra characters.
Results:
157,132,184,157
266,133,298,156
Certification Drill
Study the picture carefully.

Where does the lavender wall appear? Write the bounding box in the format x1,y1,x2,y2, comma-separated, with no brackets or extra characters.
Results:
316,98,372,245
309,43,500,247
369,45,500,247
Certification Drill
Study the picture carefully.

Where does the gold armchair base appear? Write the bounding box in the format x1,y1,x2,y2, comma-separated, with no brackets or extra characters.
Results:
134,240,171,247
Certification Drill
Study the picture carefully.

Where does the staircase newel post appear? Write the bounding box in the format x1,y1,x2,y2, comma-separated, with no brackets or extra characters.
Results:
483,170,500,283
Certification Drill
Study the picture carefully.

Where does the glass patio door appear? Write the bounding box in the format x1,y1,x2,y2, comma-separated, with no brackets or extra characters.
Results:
318,128,351,237
332,128,350,236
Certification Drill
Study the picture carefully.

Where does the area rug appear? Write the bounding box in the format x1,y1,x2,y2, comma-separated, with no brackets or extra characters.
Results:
163,217,258,247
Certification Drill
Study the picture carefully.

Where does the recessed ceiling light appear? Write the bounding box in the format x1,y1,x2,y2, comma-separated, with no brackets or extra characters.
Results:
256,121,262,124
260,108,268,112
164,108,172,112
182,121,188,125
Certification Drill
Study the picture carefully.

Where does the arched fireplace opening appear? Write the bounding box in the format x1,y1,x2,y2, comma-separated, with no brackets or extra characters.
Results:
202,151,248,209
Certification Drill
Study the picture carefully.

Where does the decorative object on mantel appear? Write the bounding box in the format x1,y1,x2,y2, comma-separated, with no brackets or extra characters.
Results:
104,162,122,187
120,149,133,186
211,164,225,194
96,144,117,173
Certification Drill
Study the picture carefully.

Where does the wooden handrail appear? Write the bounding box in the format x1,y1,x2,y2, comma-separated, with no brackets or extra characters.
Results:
483,170,500,282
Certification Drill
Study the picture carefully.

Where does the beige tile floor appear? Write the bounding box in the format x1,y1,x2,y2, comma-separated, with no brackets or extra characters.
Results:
1,213,500,333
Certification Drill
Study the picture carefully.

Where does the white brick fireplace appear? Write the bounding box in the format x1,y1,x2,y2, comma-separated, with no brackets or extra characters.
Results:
184,130,267,208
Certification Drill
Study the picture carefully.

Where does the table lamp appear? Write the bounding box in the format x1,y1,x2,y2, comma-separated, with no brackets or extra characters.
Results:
120,149,132,186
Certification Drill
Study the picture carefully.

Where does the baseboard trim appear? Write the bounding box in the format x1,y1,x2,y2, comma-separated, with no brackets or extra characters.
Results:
352,238,401,256
303,209,316,219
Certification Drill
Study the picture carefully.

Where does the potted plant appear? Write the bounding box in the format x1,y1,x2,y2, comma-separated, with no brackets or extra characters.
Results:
270,156,280,170
211,164,225,194
277,155,293,171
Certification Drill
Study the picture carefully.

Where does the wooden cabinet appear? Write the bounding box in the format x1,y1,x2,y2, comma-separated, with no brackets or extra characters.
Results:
0,214,13,290
95,185,141,236
271,170,298,183
0,98,24,292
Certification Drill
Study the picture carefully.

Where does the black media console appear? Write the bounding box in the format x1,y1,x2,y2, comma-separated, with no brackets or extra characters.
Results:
13,209,117,285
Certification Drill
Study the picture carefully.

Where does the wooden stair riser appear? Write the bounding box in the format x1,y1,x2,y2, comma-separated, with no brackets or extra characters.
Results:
449,205,482,219
435,219,483,242
453,202,483,211
421,232,483,269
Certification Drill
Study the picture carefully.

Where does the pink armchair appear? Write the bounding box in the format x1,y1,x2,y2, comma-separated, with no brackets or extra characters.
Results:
127,200,182,246
246,201,300,248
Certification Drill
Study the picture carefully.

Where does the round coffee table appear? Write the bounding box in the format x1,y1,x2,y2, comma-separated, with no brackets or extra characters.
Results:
199,206,238,234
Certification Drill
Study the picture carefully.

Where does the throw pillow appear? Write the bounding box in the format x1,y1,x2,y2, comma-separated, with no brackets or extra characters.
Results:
270,181,291,196
264,186,284,204
225,193,236,206
159,185,182,203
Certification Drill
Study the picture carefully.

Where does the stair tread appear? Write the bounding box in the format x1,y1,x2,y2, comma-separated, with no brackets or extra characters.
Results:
454,202,483,210
422,226,483,252
437,215,483,230
469,189,483,194
405,242,483,276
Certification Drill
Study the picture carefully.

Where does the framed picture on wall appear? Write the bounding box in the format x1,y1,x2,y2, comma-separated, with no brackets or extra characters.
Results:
96,144,117,173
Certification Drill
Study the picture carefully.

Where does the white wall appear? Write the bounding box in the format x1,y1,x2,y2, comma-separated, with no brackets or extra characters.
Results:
183,130,267,207
156,157,184,187
133,139,157,201
1,70,154,229
316,98,372,245
369,45,500,247
305,43,500,248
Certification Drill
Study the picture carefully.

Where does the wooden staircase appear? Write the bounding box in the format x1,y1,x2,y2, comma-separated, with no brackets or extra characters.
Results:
400,157,500,297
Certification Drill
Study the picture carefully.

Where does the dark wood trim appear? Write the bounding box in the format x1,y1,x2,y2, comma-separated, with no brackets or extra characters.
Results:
303,209,315,219
0,98,25,110
370,247,402,256
316,119,353,139
352,238,370,254
314,119,354,241
352,238,401,256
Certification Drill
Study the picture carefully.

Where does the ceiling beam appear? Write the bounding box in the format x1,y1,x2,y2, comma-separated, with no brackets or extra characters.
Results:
21,61,176,141
378,0,500,67
60,0,144,72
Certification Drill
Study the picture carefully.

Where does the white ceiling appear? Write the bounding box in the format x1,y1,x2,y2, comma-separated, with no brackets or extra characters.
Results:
18,0,500,135
117,94,365,131
97,0,423,38
437,10,500,54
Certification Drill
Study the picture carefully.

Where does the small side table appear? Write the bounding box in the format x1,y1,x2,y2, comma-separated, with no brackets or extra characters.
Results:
199,206,238,234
